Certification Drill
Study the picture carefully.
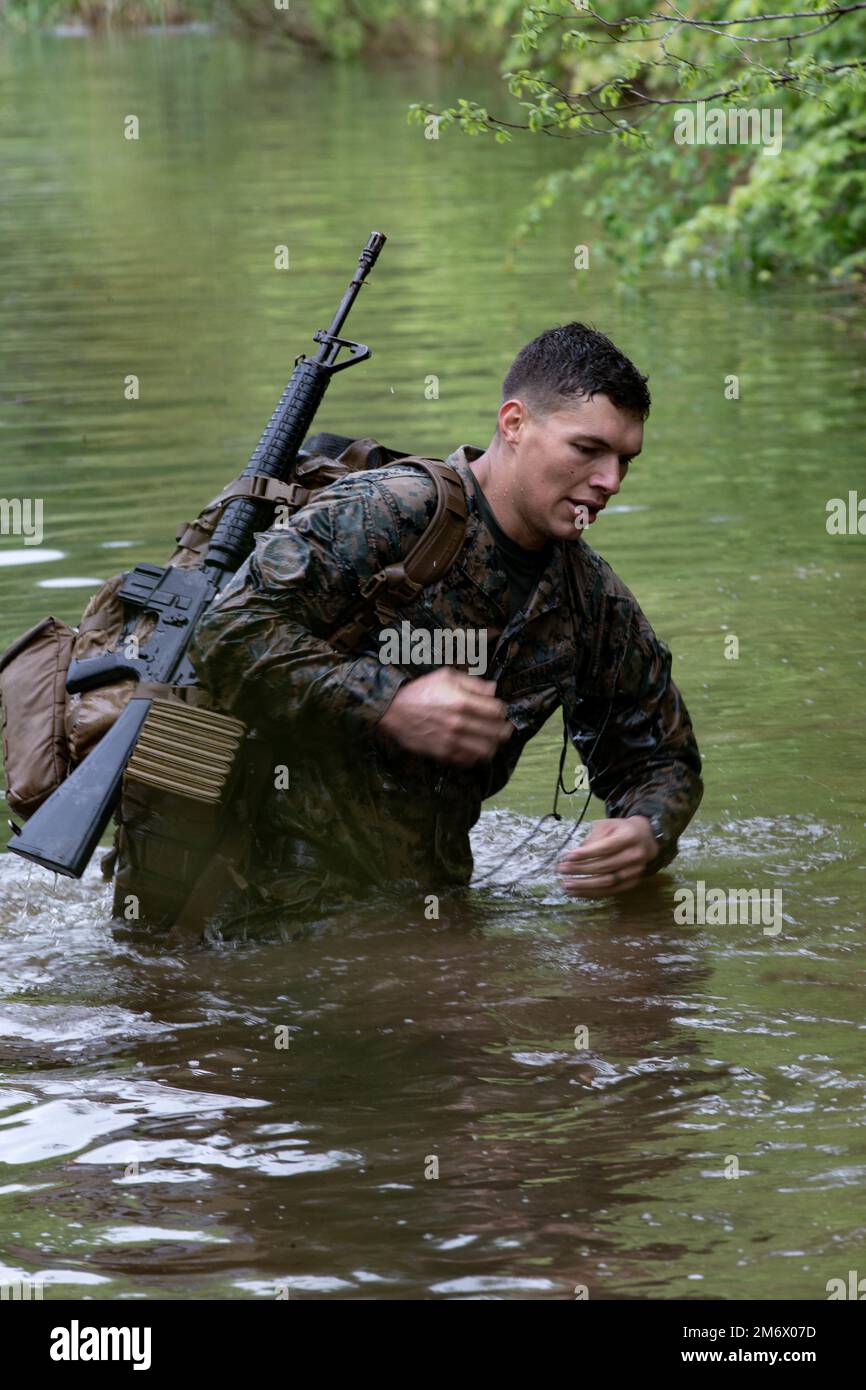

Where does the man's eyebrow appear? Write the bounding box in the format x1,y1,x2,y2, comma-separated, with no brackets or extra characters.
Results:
570,432,642,460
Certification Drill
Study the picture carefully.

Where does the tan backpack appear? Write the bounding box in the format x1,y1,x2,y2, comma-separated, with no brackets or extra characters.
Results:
0,435,467,825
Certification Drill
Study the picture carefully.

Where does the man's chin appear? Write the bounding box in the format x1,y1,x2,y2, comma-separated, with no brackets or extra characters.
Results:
549,516,593,542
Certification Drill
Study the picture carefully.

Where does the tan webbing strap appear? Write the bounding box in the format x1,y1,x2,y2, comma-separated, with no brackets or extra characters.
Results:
330,457,468,652
129,681,183,702
127,682,215,711
209,473,312,512
175,475,312,550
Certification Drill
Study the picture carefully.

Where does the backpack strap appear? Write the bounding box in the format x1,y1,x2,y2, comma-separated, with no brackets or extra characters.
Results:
330,457,468,652
175,439,425,558
175,474,313,556
175,446,468,647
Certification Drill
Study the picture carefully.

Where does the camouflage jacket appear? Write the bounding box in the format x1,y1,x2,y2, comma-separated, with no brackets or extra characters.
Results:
189,445,703,909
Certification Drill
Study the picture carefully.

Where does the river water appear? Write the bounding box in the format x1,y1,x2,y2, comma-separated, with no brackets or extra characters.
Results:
0,31,864,1300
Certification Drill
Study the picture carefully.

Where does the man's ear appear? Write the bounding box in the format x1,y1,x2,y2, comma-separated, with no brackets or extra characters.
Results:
498,398,528,445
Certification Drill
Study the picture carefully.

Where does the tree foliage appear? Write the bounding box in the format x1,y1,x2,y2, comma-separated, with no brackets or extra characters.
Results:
408,1,866,282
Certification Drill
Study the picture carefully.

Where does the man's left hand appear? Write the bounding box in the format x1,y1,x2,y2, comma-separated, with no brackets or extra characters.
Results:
556,816,658,897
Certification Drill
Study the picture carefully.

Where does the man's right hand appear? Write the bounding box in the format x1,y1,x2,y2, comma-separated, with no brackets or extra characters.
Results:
376,668,513,767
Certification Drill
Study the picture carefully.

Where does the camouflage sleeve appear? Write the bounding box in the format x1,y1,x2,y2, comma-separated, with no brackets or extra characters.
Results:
188,471,435,740
567,596,703,875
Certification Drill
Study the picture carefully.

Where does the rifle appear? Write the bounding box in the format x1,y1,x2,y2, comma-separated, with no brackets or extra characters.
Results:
9,231,386,878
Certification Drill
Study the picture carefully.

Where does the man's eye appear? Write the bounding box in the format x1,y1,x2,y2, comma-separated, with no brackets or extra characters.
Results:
571,443,592,454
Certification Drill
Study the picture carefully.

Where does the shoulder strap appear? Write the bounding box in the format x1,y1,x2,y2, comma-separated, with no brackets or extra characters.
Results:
329,457,468,652
386,458,468,596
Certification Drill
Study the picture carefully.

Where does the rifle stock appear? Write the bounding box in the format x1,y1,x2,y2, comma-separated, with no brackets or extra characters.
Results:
9,232,386,878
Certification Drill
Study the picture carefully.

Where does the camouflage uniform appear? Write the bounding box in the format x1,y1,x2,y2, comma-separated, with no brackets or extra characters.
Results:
188,446,703,930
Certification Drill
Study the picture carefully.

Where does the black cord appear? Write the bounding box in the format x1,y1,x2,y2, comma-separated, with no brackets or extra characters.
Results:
470,635,629,891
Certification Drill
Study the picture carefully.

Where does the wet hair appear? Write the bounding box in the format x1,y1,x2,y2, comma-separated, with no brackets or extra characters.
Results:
502,321,651,421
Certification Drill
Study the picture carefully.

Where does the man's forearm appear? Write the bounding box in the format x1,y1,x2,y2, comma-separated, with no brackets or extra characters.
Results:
570,618,703,875
191,597,408,739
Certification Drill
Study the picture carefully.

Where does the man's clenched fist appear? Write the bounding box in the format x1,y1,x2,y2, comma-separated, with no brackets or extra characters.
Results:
376,668,513,767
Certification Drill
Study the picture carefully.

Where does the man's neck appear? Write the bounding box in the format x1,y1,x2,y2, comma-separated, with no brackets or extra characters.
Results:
468,446,548,551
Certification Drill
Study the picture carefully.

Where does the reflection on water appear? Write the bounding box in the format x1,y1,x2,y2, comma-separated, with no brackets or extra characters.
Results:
0,33,864,1300
0,808,861,1300
0,549,65,566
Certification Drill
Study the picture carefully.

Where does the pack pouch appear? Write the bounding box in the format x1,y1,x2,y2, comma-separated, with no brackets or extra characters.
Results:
0,616,75,819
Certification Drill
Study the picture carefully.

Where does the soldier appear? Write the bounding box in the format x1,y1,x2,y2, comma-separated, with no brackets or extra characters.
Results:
187,321,703,938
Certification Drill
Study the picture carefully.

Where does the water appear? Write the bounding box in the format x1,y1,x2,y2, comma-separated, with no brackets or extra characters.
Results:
1,31,864,1301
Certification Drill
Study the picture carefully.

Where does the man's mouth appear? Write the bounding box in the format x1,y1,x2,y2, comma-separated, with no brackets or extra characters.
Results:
568,499,604,528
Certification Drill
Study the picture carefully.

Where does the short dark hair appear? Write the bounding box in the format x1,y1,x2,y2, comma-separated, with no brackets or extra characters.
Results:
502,322,651,421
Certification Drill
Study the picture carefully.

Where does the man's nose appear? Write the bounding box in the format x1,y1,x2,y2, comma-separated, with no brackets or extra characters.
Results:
590,455,623,496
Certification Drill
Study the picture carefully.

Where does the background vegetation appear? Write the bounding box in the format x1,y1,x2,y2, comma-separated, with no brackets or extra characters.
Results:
2,0,864,284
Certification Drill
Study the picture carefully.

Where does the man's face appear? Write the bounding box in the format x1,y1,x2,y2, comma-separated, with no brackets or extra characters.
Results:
497,393,644,546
